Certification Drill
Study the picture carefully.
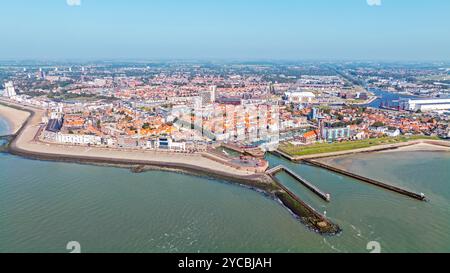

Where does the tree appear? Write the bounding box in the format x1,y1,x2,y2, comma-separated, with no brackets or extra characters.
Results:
358,107,367,114
372,122,385,128
354,118,364,125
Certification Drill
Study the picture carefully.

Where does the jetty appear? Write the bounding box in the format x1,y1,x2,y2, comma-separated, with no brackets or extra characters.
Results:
266,169,340,234
303,159,426,201
267,165,331,202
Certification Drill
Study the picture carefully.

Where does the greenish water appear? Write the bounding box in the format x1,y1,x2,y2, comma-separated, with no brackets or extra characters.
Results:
0,118,10,136
1,117,449,253
268,152,450,253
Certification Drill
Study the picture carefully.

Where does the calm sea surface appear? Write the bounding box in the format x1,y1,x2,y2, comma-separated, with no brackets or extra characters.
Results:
0,118,10,136
1,116,449,253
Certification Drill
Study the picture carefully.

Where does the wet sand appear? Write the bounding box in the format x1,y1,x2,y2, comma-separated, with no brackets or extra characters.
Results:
280,138,450,161
381,142,450,153
315,142,450,171
0,104,30,135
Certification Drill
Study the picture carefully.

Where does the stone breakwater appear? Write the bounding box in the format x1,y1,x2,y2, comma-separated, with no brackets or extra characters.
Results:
0,99,341,235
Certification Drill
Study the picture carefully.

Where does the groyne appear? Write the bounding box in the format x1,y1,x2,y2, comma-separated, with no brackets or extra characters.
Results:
267,165,331,202
267,171,340,235
303,159,427,201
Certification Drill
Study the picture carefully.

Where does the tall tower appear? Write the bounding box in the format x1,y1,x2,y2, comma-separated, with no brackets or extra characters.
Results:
268,82,275,94
37,68,45,79
317,116,325,141
210,85,217,103
3,81,17,98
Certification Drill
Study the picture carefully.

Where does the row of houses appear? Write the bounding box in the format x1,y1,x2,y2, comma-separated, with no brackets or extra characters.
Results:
293,125,401,146
42,125,204,152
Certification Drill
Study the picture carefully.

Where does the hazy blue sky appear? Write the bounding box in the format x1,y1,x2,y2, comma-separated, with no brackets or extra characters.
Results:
1,0,449,60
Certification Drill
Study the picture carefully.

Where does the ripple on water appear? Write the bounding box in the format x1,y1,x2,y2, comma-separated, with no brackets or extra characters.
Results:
1,151,450,252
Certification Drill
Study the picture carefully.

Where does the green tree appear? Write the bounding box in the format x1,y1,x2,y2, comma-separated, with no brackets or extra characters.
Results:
372,122,385,128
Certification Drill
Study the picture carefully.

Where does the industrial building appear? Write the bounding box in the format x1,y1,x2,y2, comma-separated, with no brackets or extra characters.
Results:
405,98,450,112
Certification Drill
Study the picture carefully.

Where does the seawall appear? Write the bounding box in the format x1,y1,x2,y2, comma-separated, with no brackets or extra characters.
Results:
1,99,341,235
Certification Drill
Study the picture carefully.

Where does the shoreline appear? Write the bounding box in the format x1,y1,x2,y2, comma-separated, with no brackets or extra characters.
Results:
276,139,450,162
0,99,341,235
380,142,450,153
0,98,271,186
0,104,30,135
313,142,450,178
347,95,378,106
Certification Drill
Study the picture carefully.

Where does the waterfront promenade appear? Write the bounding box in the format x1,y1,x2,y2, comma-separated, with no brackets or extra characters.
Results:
0,99,342,234
0,99,262,180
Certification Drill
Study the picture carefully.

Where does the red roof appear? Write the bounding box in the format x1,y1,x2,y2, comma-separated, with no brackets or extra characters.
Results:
303,130,318,138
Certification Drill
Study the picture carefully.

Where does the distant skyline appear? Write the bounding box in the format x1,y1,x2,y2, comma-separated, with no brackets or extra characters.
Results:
1,0,450,61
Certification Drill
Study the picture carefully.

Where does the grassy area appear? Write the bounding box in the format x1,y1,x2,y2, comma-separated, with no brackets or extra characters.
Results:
279,136,440,157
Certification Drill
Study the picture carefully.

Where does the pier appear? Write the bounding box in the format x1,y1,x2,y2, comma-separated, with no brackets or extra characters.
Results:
303,159,427,201
267,165,331,202
267,171,340,234
265,165,340,234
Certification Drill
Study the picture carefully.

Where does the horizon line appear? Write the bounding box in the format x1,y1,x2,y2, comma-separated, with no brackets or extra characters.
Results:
1,58,450,64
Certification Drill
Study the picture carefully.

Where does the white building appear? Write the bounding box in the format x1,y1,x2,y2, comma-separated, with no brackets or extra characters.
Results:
200,88,216,105
2,81,17,98
386,129,401,137
155,137,186,151
210,85,218,102
321,126,351,142
405,98,450,112
56,133,102,145
285,92,315,103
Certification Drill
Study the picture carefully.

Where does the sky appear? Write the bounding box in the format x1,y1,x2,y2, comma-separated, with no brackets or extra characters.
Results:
0,0,449,61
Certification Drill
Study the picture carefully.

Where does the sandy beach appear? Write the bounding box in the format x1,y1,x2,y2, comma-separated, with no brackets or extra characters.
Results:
314,141,450,172
280,138,450,162
380,142,450,152
0,99,264,180
0,104,30,135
